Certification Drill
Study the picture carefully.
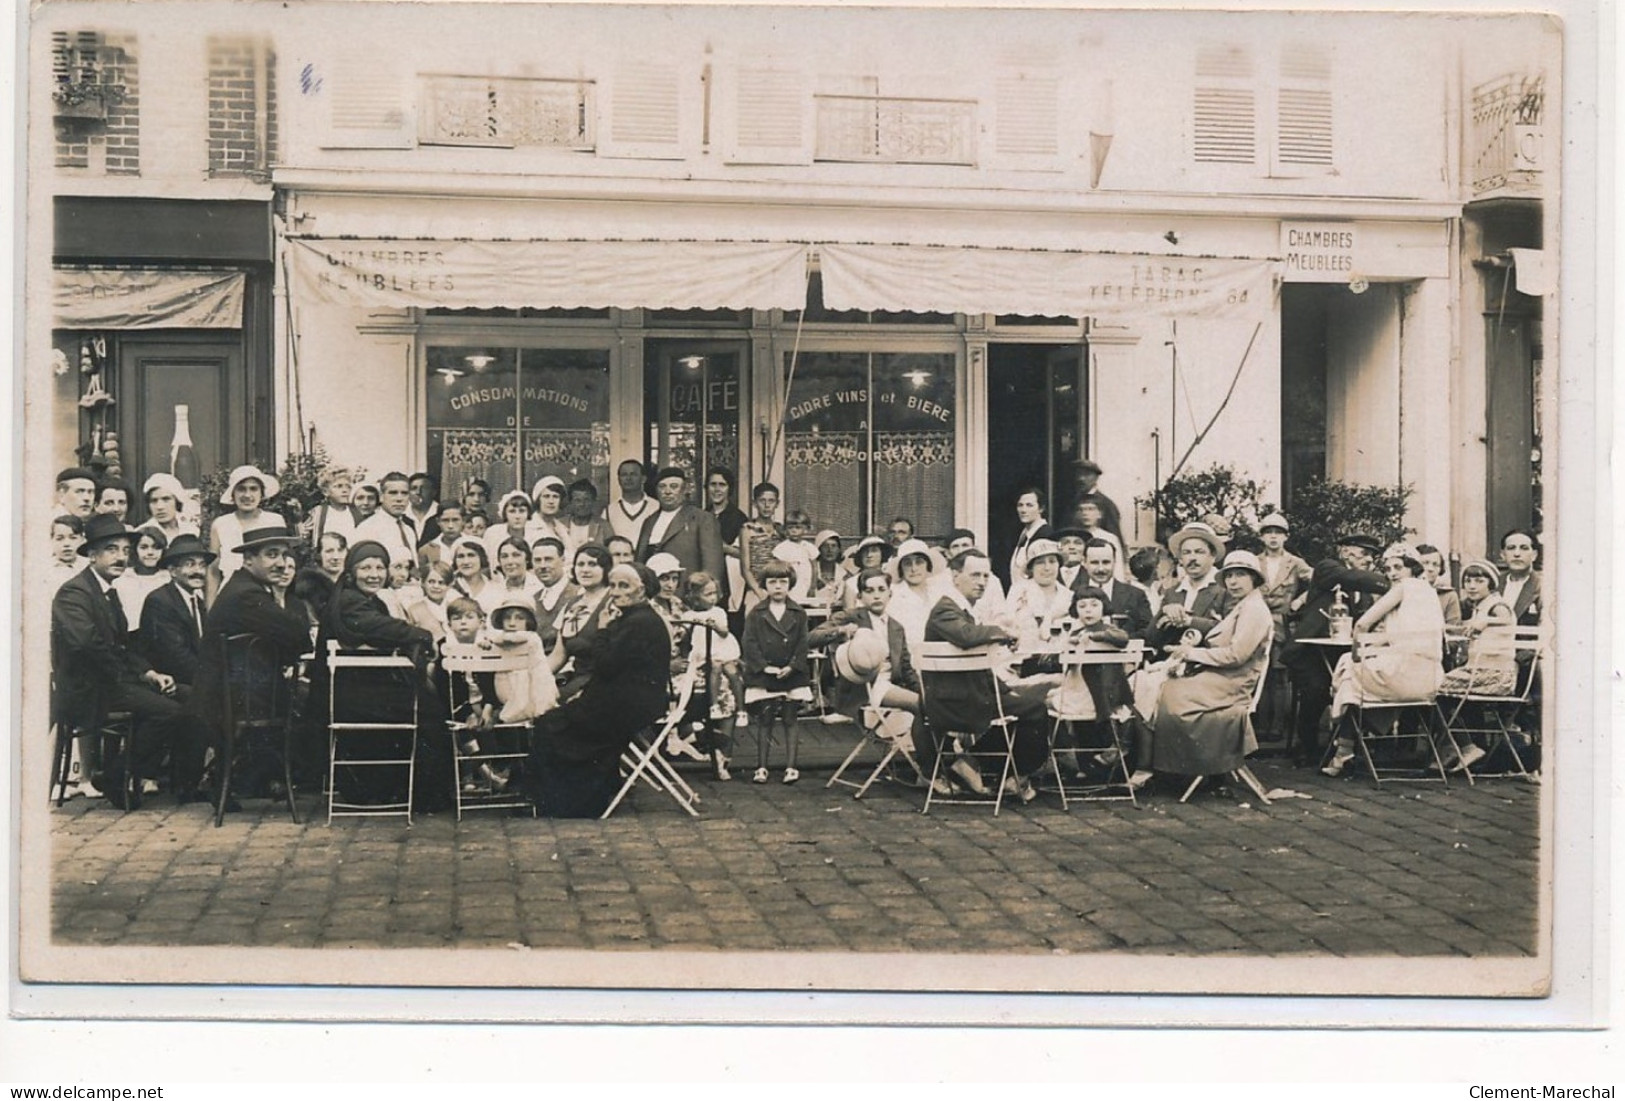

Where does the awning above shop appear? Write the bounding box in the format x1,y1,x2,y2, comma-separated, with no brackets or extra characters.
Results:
287,238,810,311
53,268,246,329
817,243,1278,322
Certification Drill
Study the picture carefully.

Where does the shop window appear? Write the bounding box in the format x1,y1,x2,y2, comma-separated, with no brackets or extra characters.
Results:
782,351,955,539
425,346,612,506
1193,43,1335,175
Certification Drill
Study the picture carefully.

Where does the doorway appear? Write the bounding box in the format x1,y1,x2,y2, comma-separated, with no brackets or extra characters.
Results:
986,342,1085,589
643,339,748,504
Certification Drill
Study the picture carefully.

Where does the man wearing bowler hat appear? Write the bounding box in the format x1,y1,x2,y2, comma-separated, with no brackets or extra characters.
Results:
51,515,209,807
1280,531,1391,765
138,533,216,688
197,525,317,805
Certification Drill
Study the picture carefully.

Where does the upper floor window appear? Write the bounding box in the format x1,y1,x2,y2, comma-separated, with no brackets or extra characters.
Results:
419,75,594,150
1193,43,1334,176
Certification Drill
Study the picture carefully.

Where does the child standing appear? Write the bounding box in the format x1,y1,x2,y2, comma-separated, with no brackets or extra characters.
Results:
442,596,498,791
683,571,748,780
740,560,812,784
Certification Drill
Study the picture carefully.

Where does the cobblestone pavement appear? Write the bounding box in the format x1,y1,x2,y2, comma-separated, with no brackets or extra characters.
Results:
49,728,1540,958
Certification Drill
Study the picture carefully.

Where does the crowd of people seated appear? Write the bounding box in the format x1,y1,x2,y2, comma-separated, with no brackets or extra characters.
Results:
46,457,1548,818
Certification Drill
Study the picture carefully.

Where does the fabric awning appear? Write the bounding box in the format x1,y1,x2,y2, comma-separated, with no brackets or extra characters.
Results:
287,238,810,311
818,242,1278,322
54,268,246,329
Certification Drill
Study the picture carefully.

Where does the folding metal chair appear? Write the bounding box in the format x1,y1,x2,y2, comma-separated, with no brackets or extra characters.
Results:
326,640,418,824
51,683,136,810
1435,624,1547,781
1179,635,1274,806
216,633,301,827
914,641,1019,815
601,665,702,818
1046,640,1146,809
825,704,922,798
439,642,536,820
1327,631,1460,789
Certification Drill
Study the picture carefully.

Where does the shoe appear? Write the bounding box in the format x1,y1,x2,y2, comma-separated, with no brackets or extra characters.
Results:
1451,744,1487,773
782,767,801,785
1321,750,1356,777
735,713,751,728
1126,770,1154,791
752,767,769,784
821,712,853,725
1011,777,1039,804
949,758,989,795
929,777,955,797
70,781,102,800
713,754,732,782
1092,749,1121,768
141,779,160,795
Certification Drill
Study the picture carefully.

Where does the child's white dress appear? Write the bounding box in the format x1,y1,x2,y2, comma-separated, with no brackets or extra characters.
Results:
489,631,559,723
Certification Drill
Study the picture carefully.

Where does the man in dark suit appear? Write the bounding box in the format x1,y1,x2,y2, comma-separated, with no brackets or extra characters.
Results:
139,534,214,687
636,466,723,581
1280,532,1391,764
198,525,316,801
922,549,1051,802
1075,537,1153,640
51,515,208,806
530,536,581,652
1497,528,1542,626
1148,522,1233,651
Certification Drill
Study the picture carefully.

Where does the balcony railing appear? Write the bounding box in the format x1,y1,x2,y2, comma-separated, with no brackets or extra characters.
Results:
814,94,976,166
419,74,594,150
1471,72,1543,197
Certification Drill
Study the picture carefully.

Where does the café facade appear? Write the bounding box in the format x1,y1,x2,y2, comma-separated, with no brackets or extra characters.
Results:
264,6,1552,562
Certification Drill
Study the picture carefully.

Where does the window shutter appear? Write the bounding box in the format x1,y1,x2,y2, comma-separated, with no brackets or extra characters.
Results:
722,64,812,165
322,57,413,149
992,64,1061,169
599,61,687,159
1193,45,1256,165
1277,47,1334,169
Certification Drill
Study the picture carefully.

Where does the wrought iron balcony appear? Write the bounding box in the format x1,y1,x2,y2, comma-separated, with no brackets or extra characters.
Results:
814,94,977,166
1471,72,1543,198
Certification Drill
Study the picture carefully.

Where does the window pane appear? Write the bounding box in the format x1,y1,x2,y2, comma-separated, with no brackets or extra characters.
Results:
519,349,612,501
661,351,742,492
782,351,866,536
872,353,955,540
426,347,520,503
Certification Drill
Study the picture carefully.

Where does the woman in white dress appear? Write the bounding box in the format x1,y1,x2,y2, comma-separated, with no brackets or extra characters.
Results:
207,465,285,600
1322,543,1446,776
1001,538,1075,650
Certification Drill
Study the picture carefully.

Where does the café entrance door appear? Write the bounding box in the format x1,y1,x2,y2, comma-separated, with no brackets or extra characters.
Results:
643,339,748,502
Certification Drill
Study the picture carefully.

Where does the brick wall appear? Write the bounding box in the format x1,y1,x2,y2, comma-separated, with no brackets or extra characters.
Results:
53,32,138,174
207,35,275,179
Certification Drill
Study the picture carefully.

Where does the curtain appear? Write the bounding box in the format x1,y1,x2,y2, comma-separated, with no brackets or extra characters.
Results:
785,431,861,536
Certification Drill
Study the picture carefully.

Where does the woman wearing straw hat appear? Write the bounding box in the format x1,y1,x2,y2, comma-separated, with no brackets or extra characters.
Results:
884,538,948,648
838,535,893,612
1134,550,1274,790
1002,538,1075,652
207,465,285,601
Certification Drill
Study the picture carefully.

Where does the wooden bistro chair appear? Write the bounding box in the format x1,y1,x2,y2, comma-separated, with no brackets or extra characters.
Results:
51,674,137,811
914,641,1019,816
326,640,419,824
215,632,302,827
1434,624,1548,782
1046,639,1147,809
439,642,536,821
1178,635,1274,806
1332,631,1463,789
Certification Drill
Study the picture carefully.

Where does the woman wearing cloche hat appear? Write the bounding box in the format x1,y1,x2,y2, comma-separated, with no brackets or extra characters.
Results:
1132,550,1275,793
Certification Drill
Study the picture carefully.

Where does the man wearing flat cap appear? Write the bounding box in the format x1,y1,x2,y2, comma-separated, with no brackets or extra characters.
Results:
636,466,723,580
51,515,209,807
1280,531,1392,764
1069,459,1123,546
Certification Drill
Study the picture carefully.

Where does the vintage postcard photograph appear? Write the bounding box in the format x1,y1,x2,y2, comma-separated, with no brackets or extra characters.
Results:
13,0,1587,1013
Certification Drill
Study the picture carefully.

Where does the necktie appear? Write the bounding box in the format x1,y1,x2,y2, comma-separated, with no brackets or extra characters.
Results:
106,587,128,636
189,592,204,640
